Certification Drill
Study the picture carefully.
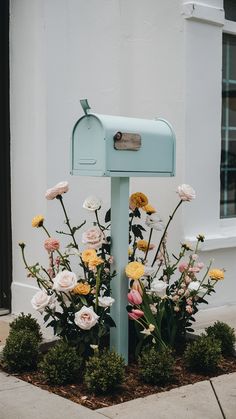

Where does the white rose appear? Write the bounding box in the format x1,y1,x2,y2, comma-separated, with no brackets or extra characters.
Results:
31,290,54,313
53,270,77,292
177,184,196,201
45,181,69,200
98,296,115,308
83,196,102,211
145,214,165,231
74,306,99,330
188,281,205,296
150,279,168,297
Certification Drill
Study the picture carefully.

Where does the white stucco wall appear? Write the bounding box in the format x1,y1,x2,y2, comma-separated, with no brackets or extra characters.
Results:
10,0,236,318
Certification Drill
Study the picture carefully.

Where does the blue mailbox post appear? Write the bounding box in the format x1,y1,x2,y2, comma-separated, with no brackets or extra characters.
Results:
71,100,175,363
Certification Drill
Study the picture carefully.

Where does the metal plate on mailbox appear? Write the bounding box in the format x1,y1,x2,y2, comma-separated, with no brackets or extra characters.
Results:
113,132,141,151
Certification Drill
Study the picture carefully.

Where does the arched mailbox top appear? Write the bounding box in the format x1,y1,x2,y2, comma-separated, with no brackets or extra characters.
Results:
71,112,175,177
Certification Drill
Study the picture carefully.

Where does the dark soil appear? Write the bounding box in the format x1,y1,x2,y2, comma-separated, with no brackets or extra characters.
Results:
4,355,236,410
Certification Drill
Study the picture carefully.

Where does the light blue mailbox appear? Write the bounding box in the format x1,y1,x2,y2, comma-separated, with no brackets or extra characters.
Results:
71,101,176,364
71,113,175,177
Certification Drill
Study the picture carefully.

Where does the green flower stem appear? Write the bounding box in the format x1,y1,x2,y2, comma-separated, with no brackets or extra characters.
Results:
143,228,153,262
42,225,71,271
20,245,49,290
57,195,78,249
151,200,183,267
95,210,105,232
95,266,102,313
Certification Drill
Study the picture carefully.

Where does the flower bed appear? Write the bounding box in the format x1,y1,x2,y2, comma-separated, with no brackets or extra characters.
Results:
2,180,235,408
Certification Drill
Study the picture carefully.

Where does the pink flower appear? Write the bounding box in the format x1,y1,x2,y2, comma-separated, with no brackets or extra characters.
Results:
179,262,188,273
192,254,198,261
44,238,60,252
197,262,204,269
132,281,143,296
177,184,196,201
128,309,144,320
45,181,69,200
186,305,193,314
186,298,193,306
185,276,191,284
128,289,142,305
189,266,200,274
82,228,103,249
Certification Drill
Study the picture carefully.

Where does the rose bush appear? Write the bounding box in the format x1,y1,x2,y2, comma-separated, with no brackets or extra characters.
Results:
20,184,116,356
126,185,225,350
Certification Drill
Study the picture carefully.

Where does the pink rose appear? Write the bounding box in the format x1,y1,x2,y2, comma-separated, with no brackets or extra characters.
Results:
53,270,77,292
177,184,196,201
179,262,188,273
82,228,103,249
45,181,69,200
128,309,144,320
44,238,60,252
128,289,142,305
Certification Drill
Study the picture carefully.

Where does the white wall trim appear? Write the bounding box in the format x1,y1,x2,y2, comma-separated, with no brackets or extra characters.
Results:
185,233,236,251
182,2,224,26
223,20,236,35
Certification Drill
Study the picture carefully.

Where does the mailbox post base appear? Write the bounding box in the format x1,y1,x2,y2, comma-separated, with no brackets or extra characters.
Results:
110,177,129,364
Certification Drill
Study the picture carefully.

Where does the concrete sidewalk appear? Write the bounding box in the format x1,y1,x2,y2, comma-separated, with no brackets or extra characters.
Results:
0,370,235,419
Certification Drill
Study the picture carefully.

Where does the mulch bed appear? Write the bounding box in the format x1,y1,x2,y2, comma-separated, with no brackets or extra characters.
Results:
4,355,236,410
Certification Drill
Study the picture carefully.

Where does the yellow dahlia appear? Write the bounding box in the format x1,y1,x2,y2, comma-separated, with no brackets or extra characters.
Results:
81,248,97,263
32,215,44,228
137,240,149,252
208,269,225,281
125,261,145,280
142,204,156,214
129,192,148,209
88,256,104,270
72,283,91,295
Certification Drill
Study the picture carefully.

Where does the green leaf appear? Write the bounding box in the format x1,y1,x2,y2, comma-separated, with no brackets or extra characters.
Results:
105,209,111,223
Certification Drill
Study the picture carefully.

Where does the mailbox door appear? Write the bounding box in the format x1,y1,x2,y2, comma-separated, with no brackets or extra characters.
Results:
71,115,106,176
98,115,175,176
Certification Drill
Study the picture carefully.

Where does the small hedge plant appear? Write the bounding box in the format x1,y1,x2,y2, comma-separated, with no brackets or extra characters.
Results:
10,313,42,342
84,349,125,393
139,346,174,385
39,341,82,385
3,330,40,372
206,321,236,356
184,334,222,373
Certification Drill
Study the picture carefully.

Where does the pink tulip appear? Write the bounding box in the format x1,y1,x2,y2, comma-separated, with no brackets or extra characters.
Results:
132,281,143,296
178,262,188,273
128,289,142,305
128,309,144,320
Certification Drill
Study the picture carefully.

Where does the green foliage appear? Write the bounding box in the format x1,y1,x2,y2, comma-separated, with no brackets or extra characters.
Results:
10,312,42,342
184,334,222,373
206,321,236,356
84,350,125,393
3,330,39,372
39,341,82,385
138,346,174,385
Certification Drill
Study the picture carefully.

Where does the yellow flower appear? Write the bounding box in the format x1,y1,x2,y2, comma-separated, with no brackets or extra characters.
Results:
125,261,145,280
137,240,149,252
81,249,97,263
128,248,133,256
142,204,156,214
72,283,91,295
129,192,148,209
32,215,44,228
88,256,104,269
208,269,225,281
